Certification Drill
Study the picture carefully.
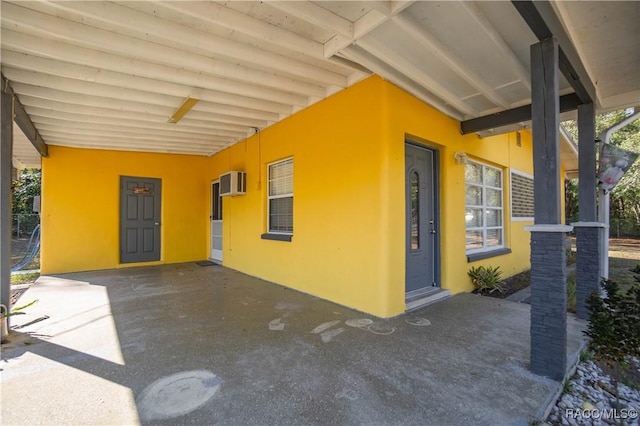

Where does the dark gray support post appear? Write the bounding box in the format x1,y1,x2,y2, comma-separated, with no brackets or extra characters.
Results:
572,103,603,320
531,38,561,224
1,84,13,320
527,37,571,381
577,104,596,221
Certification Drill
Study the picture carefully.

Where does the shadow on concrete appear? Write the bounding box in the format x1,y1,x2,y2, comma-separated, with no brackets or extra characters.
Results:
1,263,586,425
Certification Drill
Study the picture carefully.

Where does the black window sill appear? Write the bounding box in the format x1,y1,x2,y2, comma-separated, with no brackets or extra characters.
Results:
261,233,293,242
467,248,511,262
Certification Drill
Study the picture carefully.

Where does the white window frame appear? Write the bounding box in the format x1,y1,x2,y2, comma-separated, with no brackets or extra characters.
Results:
465,160,505,254
510,169,535,222
267,157,293,235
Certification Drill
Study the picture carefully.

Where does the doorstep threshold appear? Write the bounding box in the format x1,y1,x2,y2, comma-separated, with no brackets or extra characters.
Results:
406,288,450,311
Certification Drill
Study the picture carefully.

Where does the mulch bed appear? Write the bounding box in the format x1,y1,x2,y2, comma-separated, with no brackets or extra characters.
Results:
475,269,531,299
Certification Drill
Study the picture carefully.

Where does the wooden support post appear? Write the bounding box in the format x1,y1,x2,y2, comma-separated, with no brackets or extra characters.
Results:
527,37,569,381
1,83,13,319
531,38,561,225
578,103,597,222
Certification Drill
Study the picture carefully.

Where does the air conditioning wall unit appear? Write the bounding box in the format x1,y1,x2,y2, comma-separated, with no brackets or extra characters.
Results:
219,171,247,196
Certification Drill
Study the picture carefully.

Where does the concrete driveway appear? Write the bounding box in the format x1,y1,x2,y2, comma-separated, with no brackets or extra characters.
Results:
1,263,585,425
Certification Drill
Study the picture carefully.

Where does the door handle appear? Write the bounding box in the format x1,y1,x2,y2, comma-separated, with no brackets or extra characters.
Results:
154,222,160,226
430,229,437,234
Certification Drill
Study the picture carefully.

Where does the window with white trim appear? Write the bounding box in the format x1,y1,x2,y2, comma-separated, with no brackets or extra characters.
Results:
465,161,504,253
267,158,293,234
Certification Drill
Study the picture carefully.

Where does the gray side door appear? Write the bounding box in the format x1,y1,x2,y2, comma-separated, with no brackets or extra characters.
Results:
120,176,161,263
405,144,437,294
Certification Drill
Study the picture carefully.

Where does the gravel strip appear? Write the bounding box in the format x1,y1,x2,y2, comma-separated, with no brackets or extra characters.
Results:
545,357,640,426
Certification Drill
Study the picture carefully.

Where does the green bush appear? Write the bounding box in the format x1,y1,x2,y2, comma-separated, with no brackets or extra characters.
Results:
585,280,640,366
585,279,640,398
468,265,504,294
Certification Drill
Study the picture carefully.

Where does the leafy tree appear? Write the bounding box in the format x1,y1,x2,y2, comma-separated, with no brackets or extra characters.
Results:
563,108,640,235
12,168,40,214
12,168,41,237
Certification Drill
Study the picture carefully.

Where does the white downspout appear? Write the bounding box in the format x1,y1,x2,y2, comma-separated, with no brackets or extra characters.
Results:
597,110,640,279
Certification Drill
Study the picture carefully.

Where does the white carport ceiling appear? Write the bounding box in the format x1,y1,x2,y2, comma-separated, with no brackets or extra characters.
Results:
12,125,41,169
1,1,638,160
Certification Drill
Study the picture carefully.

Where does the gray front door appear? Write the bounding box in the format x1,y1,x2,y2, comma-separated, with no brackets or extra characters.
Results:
405,144,438,294
120,176,161,263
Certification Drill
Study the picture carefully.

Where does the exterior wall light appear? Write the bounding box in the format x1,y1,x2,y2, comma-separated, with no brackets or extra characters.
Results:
454,151,468,165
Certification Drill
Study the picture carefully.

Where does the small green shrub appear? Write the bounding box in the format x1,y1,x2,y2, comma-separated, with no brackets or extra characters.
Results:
585,279,640,366
561,379,573,395
468,265,504,294
585,279,640,403
579,351,594,362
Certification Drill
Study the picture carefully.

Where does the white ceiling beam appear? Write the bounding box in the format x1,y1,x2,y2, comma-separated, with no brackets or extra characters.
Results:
40,136,225,156
36,124,240,144
355,38,477,116
1,46,310,108
13,83,276,129
2,67,293,116
26,105,262,135
323,1,415,58
30,115,248,139
339,47,464,121
153,1,324,58
38,130,230,148
269,1,353,37
600,91,640,112
22,102,258,137
12,82,278,124
126,1,358,79
391,15,510,109
38,135,227,150
2,31,323,101
5,1,346,87
459,1,531,91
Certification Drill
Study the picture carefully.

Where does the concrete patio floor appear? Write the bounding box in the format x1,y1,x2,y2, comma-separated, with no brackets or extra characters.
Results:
1,263,585,425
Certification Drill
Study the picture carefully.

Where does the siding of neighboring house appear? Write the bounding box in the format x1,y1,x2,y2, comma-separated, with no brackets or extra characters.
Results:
39,75,567,318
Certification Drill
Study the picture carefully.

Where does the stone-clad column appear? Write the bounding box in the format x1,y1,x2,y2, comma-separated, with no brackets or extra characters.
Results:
528,226,572,380
573,224,604,319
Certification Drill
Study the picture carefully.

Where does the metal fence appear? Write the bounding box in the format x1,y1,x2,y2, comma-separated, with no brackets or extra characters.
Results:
12,214,40,239
610,218,640,238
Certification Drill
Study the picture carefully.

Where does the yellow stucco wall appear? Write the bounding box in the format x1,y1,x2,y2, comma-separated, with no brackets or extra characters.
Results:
207,76,540,317
40,75,564,318
206,77,391,315
41,146,209,274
